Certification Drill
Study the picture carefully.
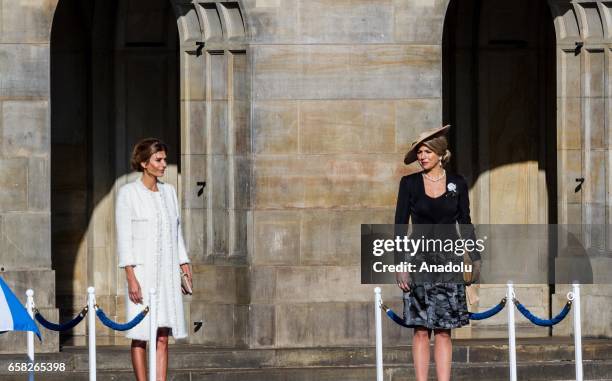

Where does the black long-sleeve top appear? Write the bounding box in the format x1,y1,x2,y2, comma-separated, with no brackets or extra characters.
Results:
394,172,480,262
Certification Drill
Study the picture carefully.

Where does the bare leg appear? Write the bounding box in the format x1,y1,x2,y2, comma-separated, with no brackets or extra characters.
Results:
156,328,170,381
412,327,432,381
131,340,147,381
433,329,452,381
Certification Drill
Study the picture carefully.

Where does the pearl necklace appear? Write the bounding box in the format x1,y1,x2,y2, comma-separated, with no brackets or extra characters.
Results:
422,169,446,182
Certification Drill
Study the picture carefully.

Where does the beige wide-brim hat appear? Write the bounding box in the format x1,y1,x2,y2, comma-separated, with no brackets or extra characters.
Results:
403,124,451,165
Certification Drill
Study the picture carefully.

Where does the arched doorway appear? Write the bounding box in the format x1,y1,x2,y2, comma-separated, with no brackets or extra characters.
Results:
443,0,557,337
51,0,180,345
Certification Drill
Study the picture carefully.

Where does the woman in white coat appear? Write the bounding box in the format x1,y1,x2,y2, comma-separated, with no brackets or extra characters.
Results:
116,138,192,381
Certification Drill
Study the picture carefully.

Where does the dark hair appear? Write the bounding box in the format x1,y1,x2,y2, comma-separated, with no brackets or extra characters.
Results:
130,138,168,172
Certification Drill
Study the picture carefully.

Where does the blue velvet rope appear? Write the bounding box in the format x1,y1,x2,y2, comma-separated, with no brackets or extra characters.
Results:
95,306,149,331
34,307,88,331
469,298,507,320
383,306,411,328
514,300,572,327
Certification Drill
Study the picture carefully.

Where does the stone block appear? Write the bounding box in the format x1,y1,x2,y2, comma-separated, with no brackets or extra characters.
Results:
211,208,229,255
183,207,205,263
298,0,393,43
28,157,51,211
181,154,207,209
241,0,298,43
252,210,300,265
189,302,236,346
180,51,206,101
181,101,206,155
1,213,50,269
557,98,582,149
299,100,395,154
210,154,228,208
248,304,275,347
584,49,604,98
0,44,49,97
0,158,27,211
253,45,440,100
232,100,251,155
0,270,56,307
300,209,392,266
559,50,581,98
275,302,372,347
2,101,49,157
560,149,582,204
0,0,55,43
191,265,245,304
275,266,375,303
584,97,605,149
395,98,443,152
210,101,228,155
253,154,404,208
253,101,298,154
393,0,447,43
210,53,228,100
250,266,277,303
230,209,248,257
584,150,605,203
232,155,251,209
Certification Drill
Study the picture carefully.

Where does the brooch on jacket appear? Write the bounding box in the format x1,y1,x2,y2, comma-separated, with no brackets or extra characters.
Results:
445,182,458,198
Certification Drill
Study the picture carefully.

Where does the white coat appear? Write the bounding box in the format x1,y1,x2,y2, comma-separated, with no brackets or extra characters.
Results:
116,177,190,340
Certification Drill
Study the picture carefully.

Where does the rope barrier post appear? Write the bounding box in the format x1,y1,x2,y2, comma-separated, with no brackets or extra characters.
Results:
572,283,583,381
26,289,35,381
87,287,96,381
507,282,517,381
374,287,383,381
149,288,157,381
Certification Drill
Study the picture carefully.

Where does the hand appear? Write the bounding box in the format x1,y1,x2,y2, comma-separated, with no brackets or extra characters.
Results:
180,263,192,283
466,259,481,285
396,272,410,292
127,277,143,304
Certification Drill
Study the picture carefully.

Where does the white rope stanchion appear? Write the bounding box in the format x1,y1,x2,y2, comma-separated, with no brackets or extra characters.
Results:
374,287,383,381
87,287,96,381
26,289,35,381
148,288,157,381
571,283,583,381
507,282,517,381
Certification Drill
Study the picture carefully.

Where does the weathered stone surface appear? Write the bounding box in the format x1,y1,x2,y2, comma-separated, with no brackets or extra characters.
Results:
0,44,49,97
27,157,49,211
0,158,27,211
584,150,605,203
250,266,277,303
249,304,275,347
584,97,605,149
557,98,581,149
300,209,392,266
298,0,393,43
252,211,300,265
2,100,49,157
274,266,378,303
253,154,404,208
560,149,582,204
0,0,56,43
180,51,206,101
241,0,298,43
209,101,228,154
253,101,298,154
395,98,443,152
393,0,448,43
584,49,604,98
1,213,50,269
189,302,241,346
183,207,205,263
181,101,206,155
558,50,580,98
181,154,206,209
191,265,248,304
299,100,395,154
253,45,441,100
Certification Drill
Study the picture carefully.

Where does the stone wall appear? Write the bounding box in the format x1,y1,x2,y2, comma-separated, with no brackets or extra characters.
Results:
0,0,59,353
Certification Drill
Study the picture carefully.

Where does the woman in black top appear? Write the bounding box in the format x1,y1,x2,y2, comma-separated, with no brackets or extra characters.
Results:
394,125,480,381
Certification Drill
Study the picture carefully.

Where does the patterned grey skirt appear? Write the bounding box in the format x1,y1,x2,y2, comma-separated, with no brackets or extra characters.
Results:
403,282,470,329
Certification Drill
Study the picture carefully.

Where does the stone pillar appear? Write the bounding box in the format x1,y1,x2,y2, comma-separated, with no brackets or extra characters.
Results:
0,0,59,353
243,0,448,347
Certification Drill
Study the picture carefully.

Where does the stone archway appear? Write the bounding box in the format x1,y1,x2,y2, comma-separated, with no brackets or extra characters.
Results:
50,0,250,346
